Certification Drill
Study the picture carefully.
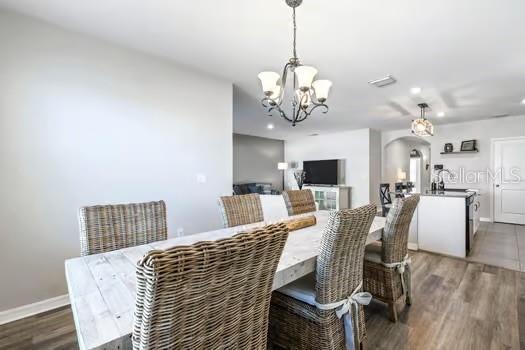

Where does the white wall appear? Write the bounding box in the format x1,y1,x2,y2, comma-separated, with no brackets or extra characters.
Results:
383,137,431,190
0,11,233,311
382,115,525,219
233,134,285,191
284,128,379,208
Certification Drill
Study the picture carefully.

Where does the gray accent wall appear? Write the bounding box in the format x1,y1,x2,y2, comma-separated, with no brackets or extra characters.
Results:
233,134,285,191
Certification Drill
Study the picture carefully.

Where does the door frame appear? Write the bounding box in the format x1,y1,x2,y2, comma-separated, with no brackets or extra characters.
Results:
490,136,525,223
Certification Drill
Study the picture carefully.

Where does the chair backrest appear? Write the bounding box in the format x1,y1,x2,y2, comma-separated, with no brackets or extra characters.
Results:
78,200,167,256
132,223,289,350
218,193,264,228
260,195,289,222
315,204,376,304
282,189,316,216
379,183,392,206
382,195,420,263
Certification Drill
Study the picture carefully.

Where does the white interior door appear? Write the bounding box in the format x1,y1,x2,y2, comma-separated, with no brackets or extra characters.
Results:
494,137,525,224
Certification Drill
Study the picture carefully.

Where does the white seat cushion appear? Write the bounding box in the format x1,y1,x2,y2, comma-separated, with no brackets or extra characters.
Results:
260,195,289,222
364,242,383,264
276,272,316,306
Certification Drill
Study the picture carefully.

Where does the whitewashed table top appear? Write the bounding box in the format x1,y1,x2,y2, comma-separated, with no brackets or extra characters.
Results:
65,211,386,350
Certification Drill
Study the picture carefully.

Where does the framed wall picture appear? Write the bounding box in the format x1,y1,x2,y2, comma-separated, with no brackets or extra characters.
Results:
461,140,477,151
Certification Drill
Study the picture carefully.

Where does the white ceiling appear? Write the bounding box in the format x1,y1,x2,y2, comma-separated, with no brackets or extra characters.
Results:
1,0,525,140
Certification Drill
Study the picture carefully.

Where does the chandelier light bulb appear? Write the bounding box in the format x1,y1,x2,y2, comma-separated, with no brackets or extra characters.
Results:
269,85,282,104
415,121,426,132
312,80,332,102
258,72,280,95
295,66,318,91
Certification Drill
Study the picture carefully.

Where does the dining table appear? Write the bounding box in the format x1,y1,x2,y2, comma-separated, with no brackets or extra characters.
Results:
65,210,386,350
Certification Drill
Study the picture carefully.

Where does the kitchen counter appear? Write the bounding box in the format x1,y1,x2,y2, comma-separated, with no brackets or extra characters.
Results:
417,190,480,258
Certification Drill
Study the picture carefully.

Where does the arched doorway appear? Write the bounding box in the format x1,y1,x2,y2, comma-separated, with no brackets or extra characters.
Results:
383,136,431,193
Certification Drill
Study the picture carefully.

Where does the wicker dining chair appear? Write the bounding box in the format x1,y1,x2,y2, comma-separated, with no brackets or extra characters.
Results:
363,195,420,322
78,200,167,256
268,204,377,350
218,193,264,228
282,189,317,216
132,223,289,350
379,183,392,217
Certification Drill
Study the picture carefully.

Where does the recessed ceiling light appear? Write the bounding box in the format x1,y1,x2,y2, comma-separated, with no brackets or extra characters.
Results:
521,98,525,104
267,123,274,130
437,111,445,117
410,87,422,94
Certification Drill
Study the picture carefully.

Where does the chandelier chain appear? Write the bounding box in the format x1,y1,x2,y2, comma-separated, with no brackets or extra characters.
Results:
292,7,297,59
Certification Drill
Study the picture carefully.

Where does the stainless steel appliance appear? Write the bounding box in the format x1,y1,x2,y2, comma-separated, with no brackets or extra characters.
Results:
465,193,476,255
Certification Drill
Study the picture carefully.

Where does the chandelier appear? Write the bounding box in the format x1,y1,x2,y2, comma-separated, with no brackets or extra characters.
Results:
257,0,332,126
411,103,434,137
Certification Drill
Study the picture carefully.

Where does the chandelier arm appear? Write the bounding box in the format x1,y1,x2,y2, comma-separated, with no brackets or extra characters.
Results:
262,96,284,108
261,98,271,109
281,112,294,123
266,101,295,123
308,103,329,115
294,106,302,123
297,104,313,122
295,111,309,123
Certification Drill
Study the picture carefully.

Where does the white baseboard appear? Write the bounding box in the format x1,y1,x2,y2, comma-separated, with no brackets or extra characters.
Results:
480,217,492,223
0,294,70,325
408,242,419,251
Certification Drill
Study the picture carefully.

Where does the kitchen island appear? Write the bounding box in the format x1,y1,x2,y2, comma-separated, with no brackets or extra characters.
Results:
417,189,480,258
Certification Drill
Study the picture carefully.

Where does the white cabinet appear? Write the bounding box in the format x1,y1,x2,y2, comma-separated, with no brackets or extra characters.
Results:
408,207,418,250
303,185,351,210
418,196,466,258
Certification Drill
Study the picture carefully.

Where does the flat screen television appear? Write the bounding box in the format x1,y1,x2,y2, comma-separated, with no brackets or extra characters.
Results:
303,159,339,185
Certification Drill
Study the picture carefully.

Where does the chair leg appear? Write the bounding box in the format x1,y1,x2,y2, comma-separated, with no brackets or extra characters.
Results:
405,265,412,305
388,302,398,323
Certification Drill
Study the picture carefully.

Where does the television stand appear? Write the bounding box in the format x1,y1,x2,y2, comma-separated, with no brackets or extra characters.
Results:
303,185,351,210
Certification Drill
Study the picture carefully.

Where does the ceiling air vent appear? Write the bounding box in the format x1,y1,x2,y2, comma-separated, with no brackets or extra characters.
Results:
368,75,397,88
